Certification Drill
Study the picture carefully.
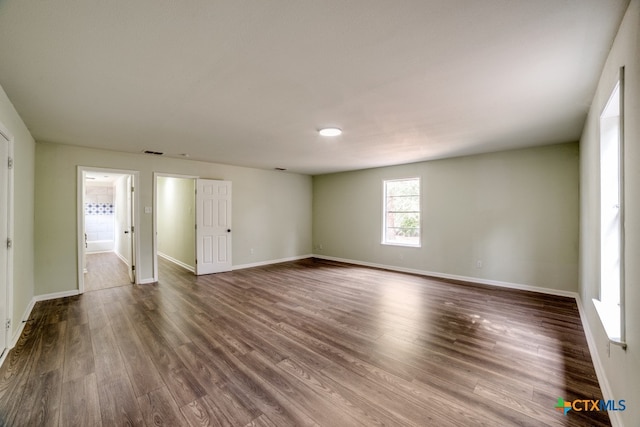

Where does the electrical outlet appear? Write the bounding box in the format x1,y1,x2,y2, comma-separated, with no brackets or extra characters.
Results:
476,260,483,268
250,248,255,254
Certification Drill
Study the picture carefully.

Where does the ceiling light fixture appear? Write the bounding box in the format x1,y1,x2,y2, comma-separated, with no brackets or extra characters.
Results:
318,127,342,137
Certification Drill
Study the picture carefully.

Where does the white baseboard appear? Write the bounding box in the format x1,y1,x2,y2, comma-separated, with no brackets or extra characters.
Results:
114,250,131,267
137,278,157,285
9,297,36,349
232,254,313,271
313,254,579,298
33,289,80,302
158,252,195,273
4,289,80,361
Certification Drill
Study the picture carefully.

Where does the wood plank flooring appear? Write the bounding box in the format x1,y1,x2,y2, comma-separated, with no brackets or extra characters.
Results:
84,252,132,292
0,258,610,426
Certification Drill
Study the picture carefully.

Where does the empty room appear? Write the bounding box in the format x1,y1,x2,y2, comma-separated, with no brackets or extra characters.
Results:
0,0,638,426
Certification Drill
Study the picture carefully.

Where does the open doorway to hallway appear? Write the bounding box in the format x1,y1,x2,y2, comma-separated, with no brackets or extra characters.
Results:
154,174,197,280
77,167,139,292
153,174,233,280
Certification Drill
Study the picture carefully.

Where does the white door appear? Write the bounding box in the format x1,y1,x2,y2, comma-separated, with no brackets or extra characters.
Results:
196,179,232,274
0,133,9,352
125,175,135,282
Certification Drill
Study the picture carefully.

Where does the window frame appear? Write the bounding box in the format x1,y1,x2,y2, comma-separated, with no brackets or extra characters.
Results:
593,66,626,350
381,177,422,248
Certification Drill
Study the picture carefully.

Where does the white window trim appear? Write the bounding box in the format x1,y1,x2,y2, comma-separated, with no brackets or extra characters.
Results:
593,66,626,350
381,177,422,248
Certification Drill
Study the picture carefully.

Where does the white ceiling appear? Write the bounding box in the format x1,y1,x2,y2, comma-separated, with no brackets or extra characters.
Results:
0,0,629,175
85,171,125,184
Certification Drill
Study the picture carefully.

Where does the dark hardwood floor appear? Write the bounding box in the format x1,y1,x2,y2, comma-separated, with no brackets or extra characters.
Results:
0,258,610,426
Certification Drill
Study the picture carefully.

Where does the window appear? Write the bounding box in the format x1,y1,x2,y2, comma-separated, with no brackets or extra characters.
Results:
594,67,626,348
382,178,421,247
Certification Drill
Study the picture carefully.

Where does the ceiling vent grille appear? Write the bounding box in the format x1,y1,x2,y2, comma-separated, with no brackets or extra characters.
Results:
143,150,164,155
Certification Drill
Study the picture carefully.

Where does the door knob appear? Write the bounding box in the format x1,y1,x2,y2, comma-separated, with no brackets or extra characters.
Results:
124,230,129,234
227,229,231,233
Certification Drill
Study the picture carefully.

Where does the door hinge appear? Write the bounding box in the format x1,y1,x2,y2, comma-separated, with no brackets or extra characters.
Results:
131,226,135,233
5,319,11,330
6,238,12,249
131,186,134,192
7,157,13,169
132,265,136,271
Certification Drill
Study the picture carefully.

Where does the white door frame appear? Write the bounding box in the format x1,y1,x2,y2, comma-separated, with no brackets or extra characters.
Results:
0,122,14,355
77,166,141,292
152,172,198,282
127,174,136,283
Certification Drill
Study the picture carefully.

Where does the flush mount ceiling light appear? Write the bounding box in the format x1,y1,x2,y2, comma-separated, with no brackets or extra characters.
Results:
318,127,342,137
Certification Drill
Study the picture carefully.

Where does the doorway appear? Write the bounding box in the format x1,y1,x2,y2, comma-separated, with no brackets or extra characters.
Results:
153,174,232,280
155,174,197,278
77,167,140,292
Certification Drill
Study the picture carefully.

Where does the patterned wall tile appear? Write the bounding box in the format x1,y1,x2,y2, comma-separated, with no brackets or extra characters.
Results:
85,203,114,215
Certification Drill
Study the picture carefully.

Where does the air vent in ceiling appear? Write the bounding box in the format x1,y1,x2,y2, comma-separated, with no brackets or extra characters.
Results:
143,150,164,155
274,167,287,171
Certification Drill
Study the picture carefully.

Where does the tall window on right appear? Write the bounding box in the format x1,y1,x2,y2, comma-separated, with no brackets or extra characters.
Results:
595,67,626,348
382,177,421,247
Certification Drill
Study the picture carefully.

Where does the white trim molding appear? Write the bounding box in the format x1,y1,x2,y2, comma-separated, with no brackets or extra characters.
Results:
232,254,313,271
313,254,578,298
9,296,35,349
6,289,80,353
33,290,81,303
158,252,195,273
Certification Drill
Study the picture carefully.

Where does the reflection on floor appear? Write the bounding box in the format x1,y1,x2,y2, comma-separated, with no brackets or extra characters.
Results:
0,258,611,426
84,252,132,292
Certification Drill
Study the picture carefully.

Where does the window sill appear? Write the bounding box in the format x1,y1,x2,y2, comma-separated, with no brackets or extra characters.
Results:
381,242,421,248
592,298,627,349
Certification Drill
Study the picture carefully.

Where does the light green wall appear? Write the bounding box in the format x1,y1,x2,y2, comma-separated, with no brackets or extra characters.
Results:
157,176,195,269
313,142,579,292
35,142,312,294
580,0,640,424
0,84,35,336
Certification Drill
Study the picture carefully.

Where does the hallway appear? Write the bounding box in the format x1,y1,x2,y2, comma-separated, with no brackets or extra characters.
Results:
84,252,131,292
